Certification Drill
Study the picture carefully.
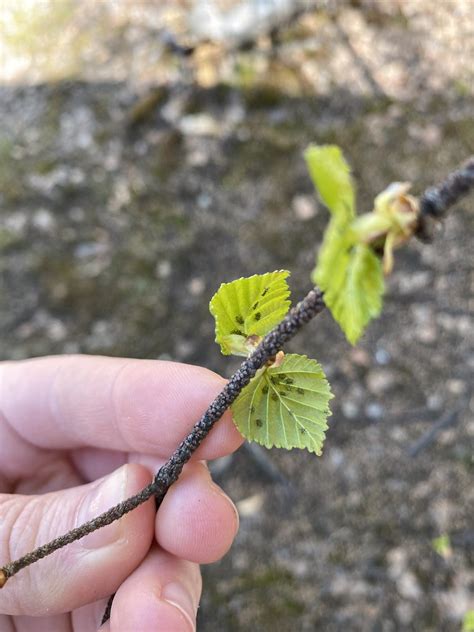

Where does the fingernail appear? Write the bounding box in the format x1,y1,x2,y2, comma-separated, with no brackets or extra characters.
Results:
162,582,196,632
80,466,127,549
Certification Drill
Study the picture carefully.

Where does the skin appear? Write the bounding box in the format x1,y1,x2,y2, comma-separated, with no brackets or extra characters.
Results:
0,355,243,631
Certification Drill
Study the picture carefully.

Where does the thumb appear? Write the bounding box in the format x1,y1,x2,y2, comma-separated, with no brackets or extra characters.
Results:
0,464,155,616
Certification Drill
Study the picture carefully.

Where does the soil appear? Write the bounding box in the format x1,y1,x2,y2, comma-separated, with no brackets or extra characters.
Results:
0,1,472,630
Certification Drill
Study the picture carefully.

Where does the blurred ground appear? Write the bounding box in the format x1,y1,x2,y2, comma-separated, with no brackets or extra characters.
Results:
0,1,473,630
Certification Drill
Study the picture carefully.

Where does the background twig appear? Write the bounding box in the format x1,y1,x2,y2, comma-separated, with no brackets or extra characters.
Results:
407,398,468,458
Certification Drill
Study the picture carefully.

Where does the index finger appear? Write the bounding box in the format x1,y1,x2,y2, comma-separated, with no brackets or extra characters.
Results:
0,355,243,459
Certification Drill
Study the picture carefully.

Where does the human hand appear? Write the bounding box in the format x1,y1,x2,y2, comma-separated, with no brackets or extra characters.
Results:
0,355,242,631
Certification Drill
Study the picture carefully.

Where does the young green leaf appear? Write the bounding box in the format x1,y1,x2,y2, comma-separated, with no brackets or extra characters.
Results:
307,143,384,344
231,354,333,454
313,216,353,297
304,144,355,221
210,271,291,356
432,534,452,559
314,243,384,345
463,611,474,632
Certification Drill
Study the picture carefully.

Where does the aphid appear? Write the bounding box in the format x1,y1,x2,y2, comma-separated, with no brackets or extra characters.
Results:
252,301,259,310
255,418,263,427
297,387,305,395
235,315,244,325
262,385,269,394
231,329,243,336
261,287,269,296
271,393,278,401
254,312,261,321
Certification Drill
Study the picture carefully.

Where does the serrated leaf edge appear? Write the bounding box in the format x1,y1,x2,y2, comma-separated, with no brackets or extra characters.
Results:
231,353,333,455
209,270,291,356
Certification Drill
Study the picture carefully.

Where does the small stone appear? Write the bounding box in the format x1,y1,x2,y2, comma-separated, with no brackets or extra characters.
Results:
408,122,441,148
342,400,359,419
427,393,443,410
5,211,27,234
390,426,407,442
236,493,264,518
365,402,384,420
197,192,212,209
416,325,437,344
209,455,233,477
91,320,109,336
60,106,95,151
328,447,345,468
32,208,55,232
292,195,317,220
387,547,407,577
15,321,35,339
47,319,67,342
430,499,454,530
175,339,194,359
329,573,370,597
156,260,171,279
187,148,209,167
387,548,422,600
188,277,205,296
398,271,431,294
157,353,172,361
74,242,108,259
396,602,414,625
350,347,370,367
288,558,309,578
179,113,220,136
367,369,396,395
437,584,471,619
446,379,466,395
397,571,422,601
375,348,391,365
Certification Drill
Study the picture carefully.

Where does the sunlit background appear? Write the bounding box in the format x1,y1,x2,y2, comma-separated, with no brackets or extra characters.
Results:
0,1,473,630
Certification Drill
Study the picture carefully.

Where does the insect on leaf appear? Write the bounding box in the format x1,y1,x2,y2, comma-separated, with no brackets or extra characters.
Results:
304,144,356,222
210,271,291,356
314,243,384,345
231,354,333,454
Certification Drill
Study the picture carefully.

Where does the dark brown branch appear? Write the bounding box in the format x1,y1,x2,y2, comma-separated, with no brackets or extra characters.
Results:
0,288,325,588
417,156,474,240
407,397,468,458
1,482,159,582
